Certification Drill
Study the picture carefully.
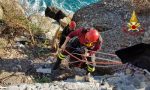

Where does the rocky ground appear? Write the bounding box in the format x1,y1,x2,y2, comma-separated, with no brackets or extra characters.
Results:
0,0,150,89
1,69,150,90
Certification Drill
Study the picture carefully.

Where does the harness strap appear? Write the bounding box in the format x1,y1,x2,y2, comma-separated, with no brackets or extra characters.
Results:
57,53,66,60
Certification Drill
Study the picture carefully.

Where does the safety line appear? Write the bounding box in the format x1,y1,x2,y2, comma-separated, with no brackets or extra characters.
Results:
64,49,122,66
71,52,120,62
66,46,118,57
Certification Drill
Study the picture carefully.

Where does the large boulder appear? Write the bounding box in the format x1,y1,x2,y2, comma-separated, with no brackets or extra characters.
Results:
73,0,150,56
28,14,63,40
115,43,150,71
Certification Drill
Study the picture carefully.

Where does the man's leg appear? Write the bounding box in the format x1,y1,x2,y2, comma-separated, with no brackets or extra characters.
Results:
52,51,68,70
86,54,96,74
53,37,82,70
59,36,66,48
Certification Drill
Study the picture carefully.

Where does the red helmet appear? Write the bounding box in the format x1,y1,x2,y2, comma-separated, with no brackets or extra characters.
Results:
69,21,76,29
85,29,100,42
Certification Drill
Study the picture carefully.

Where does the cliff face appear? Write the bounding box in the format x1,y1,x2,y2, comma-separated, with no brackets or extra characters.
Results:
73,0,150,54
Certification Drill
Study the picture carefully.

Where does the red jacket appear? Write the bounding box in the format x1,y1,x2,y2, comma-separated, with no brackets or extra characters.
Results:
68,28,103,55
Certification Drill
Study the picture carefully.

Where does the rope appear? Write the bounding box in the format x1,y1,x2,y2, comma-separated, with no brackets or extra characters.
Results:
71,52,120,62
64,49,122,67
67,46,118,57
87,49,118,57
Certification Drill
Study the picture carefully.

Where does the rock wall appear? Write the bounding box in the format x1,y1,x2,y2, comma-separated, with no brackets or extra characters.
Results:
73,0,150,56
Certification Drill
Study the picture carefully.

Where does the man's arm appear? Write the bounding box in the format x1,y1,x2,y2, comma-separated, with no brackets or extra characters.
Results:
61,28,83,50
67,27,83,38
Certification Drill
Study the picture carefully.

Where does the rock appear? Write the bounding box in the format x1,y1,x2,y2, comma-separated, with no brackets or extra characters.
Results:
16,64,22,71
73,67,87,76
0,6,3,19
28,14,55,32
99,82,113,90
45,6,67,22
0,0,25,18
14,36,28,42
7,86,19,90
36,67,51,74
132,0,150,15
12,66,18,72
28,14,62,41
125,69,132,74
145,86,150,90
0,20,7,34
25,85,36,90
13,1,25,15
45,23,62,40
42,83,50,88
46,56,56,63
142,26,150,44
72,0,150,55
18,84,27,90
75,75,86,82
120,85,136,90
51,67,74,81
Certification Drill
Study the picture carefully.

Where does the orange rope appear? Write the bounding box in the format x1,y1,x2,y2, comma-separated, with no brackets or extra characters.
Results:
64,50,122,65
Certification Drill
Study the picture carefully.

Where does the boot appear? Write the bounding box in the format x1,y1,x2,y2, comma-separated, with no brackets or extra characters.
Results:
52,57,61,70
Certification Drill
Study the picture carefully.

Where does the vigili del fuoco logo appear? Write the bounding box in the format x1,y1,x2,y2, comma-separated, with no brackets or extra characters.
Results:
122,11,145,36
